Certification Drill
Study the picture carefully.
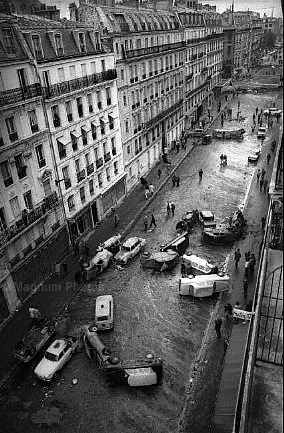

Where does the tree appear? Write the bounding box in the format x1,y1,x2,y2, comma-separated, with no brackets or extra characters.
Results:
261,31,277,51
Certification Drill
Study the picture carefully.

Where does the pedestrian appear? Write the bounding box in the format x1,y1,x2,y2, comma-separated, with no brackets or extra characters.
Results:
149,184,154,195
171,202,176,216
244,259,250,278
261,216,266,230
223,155,227,166
176,142,180,153
267,153,271,165
29,305,42,325
220,154,224,165
158,168,162,179
199,168,203,181
255,107,258,115
256,169,261,183
144,186,150,199
234,248,241,267
143,214,148,231
224,303,233,319
166,201,171,216
214,317,222,338
261,168,266,179
249,253,256,273
114,213,120,228
243,278,249,297
176,175,180,187
245,251,251,262
172,174,176,187
259,177,264,191
149,213,157,229
263,178,268,191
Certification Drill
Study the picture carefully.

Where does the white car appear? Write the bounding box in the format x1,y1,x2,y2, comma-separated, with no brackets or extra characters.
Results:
263,108,282,116
115,237,146,264
179,273,230,297
257,126,267,138
34,337,78,381
199,211,216,229
248,148,261,162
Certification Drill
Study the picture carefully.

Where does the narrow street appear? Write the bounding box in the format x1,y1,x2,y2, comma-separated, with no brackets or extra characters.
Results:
0,90,282,433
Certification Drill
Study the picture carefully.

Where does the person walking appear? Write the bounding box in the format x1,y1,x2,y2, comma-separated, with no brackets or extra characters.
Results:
114,213,119,228
171,202,176,216
256,169,261,183
259,177,264,191
261,168,266,179
149,213,157,229
149,184,154,196
215,317,222,338
176,175,180,187
263,178,268,191
249,253,256,273
158,168,162,179
234,248,241,267
220,154,224,165
267,153,271,165
172,175,176,187
199,168,203,181
255,107,258,115
29,305,42,325
261,216,266,230
143,214,148,231
224,303,233,319
243,278,249,297
144,186,150,199
166,201,171,216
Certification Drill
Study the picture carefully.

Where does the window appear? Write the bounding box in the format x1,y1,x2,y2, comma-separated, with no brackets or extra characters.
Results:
35,144,46,168
0,130,4,147
123,94,127,106
42,179,52,197
81,63,87,76
76,97,83,118
5,117,18,142
62,166,71,189
106,167,110,181
65,101,73,122
97,90,102,109
51,105,61,128
78,32,86,53
43,70,51,88
89,179,94,195
98,173,102,188
121,68,124,80
108,115,114,130
100,119,105,135
0,208,7,231
111,137,116,155
2,27,15,54
81,127,88,146
114,161,118,175
106,88,111,105
67,195,75,212
87,94,93,113
28,110,39,133
14,154,27,179
70,132,78,151
69,65,76,79
23,190,33,210
54,34,64,56
32,34,43,60
91,123,97,140
101,59,106,72
91,61,96,73
0,161,13,187
57,139,67,159
80,186,86,203
10,197,21,218
125,120,129,133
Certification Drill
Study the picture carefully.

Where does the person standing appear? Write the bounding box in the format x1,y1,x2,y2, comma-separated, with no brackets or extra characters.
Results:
243,278,249,297
149,184,154,196
267,153,271,165
259,177,264,191
199,169,203,181
158,168,162,179
149,213,157,229
215,317,222,338
176,175,180,187
166,201,171,216
144,186,150,199
114,213,120,228
143,215,148,231
263,178,268,191
256,169,261,183
224,303,233,319
261,168,266,179
234,248,241,267
261,216,266,230
171,202,176,216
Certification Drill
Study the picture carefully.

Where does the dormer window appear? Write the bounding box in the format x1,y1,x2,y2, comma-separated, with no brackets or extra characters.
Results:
78,32,86,53
2,27,15,54
32,35,43,60
54,33,64,57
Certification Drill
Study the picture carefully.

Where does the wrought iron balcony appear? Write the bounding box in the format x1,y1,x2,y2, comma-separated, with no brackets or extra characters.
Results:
145,99,183,130
42,69,117,99
0,191,59,248
0,84,42,108
125,41,186,60
77,169,86,183
96,158,103,169
86,163,94,175
104,152,111,163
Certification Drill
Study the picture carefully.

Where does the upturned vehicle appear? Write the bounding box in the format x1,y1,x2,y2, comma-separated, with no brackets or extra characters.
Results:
179,273,230,297
34,336,78,381
212,128,245,139
82,325,163,387
14,317,57,363
141,250,179,272
160,232,189,256
101,234,122,255
263,107,282,116
248,147,261,162
114,237,146,265
176,209,199,233
203,210,246,245
199,210,216,229
84,248,113,281
182,254,218,275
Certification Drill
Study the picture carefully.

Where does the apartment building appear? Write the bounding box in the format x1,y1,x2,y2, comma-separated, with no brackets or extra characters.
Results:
0,14,125,320
0,17,65,319
71,0,223,190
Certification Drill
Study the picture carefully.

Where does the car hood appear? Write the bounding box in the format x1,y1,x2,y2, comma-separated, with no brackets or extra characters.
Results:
34,359,57,379
115,250,129,261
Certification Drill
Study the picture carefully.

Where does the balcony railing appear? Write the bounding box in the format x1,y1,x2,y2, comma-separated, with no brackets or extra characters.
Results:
86,163,94,175
0,84,42,108
186,81,208,99
145,99,183,130
0,191,58,248
77,169,86,183
125,41,186,59
42,69,117,99
96,158,103,169
104,152,111,163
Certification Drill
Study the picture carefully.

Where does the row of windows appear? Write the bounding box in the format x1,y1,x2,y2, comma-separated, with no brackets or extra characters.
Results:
50,87,113,129
0,144,46,188
0,109,40,146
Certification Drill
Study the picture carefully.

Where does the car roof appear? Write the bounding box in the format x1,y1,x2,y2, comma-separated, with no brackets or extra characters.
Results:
200,211,214,218
47,339,68,355
123,237,140,247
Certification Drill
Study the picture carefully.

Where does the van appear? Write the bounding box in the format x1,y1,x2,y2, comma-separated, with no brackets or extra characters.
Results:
179,273,230,297
125,367,158,387
94,295,114,330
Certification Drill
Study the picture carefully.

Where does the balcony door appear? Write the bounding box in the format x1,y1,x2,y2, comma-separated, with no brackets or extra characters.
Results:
17,68,28,93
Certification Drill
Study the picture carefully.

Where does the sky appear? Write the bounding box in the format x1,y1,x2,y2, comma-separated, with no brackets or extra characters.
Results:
43,0,283,19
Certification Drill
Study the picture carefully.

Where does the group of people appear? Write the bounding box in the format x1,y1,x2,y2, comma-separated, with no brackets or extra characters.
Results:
256,167,269,192
220,154,228,166
172,174,180,187
140,177,154,199
143,213,157,231
166,201,176,216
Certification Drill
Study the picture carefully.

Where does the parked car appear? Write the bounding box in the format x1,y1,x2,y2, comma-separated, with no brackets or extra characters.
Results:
115,237,146,264
199,211,216,229
188,128,205,138
14,317,57,363
34,336,78,381
84,248,113,281
179,273,230,297
257,126,267,138
263,108,282,116
248,148,261,162
94,295,114,331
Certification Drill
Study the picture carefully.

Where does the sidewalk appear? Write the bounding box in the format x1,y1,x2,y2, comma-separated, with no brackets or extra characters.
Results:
0,93,231,389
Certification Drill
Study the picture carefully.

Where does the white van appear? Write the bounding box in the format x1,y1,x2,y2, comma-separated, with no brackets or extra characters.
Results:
124,367,158,387
94,295,114,330
179,273,230,297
